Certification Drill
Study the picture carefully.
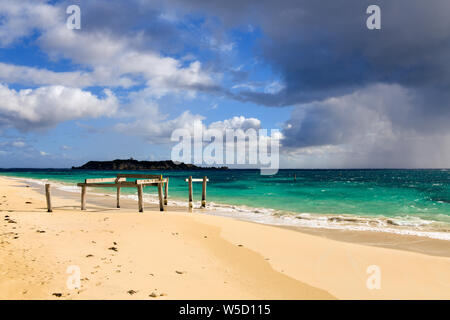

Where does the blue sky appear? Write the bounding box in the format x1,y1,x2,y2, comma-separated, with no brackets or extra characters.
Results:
0,0,449,168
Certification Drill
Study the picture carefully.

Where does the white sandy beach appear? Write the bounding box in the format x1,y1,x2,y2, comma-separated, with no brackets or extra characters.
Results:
0,176,449,299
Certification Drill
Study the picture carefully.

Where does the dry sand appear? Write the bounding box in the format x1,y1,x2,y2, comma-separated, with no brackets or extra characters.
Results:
0,176,449,299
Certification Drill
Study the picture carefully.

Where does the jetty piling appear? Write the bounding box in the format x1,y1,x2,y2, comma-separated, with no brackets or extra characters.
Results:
188,176,193,211
202,176,207,208
137,184,144,212
164,177,169,205
185,176,209,211
45,184,52,212
81,185,86,210
116,186,121,208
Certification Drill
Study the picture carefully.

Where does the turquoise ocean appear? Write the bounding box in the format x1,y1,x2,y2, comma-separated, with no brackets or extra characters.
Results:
1,169,449,240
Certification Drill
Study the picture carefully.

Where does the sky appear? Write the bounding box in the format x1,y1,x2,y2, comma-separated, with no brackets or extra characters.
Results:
0,0,449,168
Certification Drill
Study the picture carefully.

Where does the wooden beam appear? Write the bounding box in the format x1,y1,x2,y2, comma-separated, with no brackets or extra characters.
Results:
188,176,193,211
135,179,162,184
77,182,143,188
116,186,121,208
137,184,144,212
201,176,207,208
81,185,87,210
45,184,52,213
117,173,162,179
158,182,164,211
78,180,166,188
185,178,209,182
164,178,169,205
85,177,125,183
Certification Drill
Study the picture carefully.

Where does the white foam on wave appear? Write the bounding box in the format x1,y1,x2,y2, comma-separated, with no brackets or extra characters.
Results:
8,175,450,241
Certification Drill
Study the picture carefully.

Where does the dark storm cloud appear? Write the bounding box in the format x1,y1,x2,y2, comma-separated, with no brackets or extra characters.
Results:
62,0,195,54
63,0,450,106
169,0,450,105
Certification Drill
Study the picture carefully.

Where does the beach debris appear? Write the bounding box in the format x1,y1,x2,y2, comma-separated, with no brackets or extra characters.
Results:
86,254,94,258
175,270,185,275
108,246,118,252
127,290,137,295
36,230,45,233
52,293,62,298
113,241,117,245
25,201,32,204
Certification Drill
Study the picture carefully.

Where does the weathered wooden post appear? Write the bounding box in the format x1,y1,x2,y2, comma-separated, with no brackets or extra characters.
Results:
188,176,193,211
201,176,207,208
158,182,164,211
116,186,121,208
137,184,144,212
45,184,52,212
81,185,87,210
164,178,169,205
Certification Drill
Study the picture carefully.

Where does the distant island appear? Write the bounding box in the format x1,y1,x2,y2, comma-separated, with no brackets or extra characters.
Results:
71,159,228,171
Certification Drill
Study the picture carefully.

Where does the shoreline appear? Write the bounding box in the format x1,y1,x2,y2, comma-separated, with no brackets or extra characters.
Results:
1,175,450,299
10,175,450,257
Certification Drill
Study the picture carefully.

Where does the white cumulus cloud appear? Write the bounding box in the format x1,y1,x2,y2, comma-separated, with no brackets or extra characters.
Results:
0,84,118,131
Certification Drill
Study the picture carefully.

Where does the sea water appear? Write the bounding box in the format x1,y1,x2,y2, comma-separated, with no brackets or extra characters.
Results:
1,169,449,240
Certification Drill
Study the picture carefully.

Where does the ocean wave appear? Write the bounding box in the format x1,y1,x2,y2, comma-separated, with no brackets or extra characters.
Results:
8,175,450,241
